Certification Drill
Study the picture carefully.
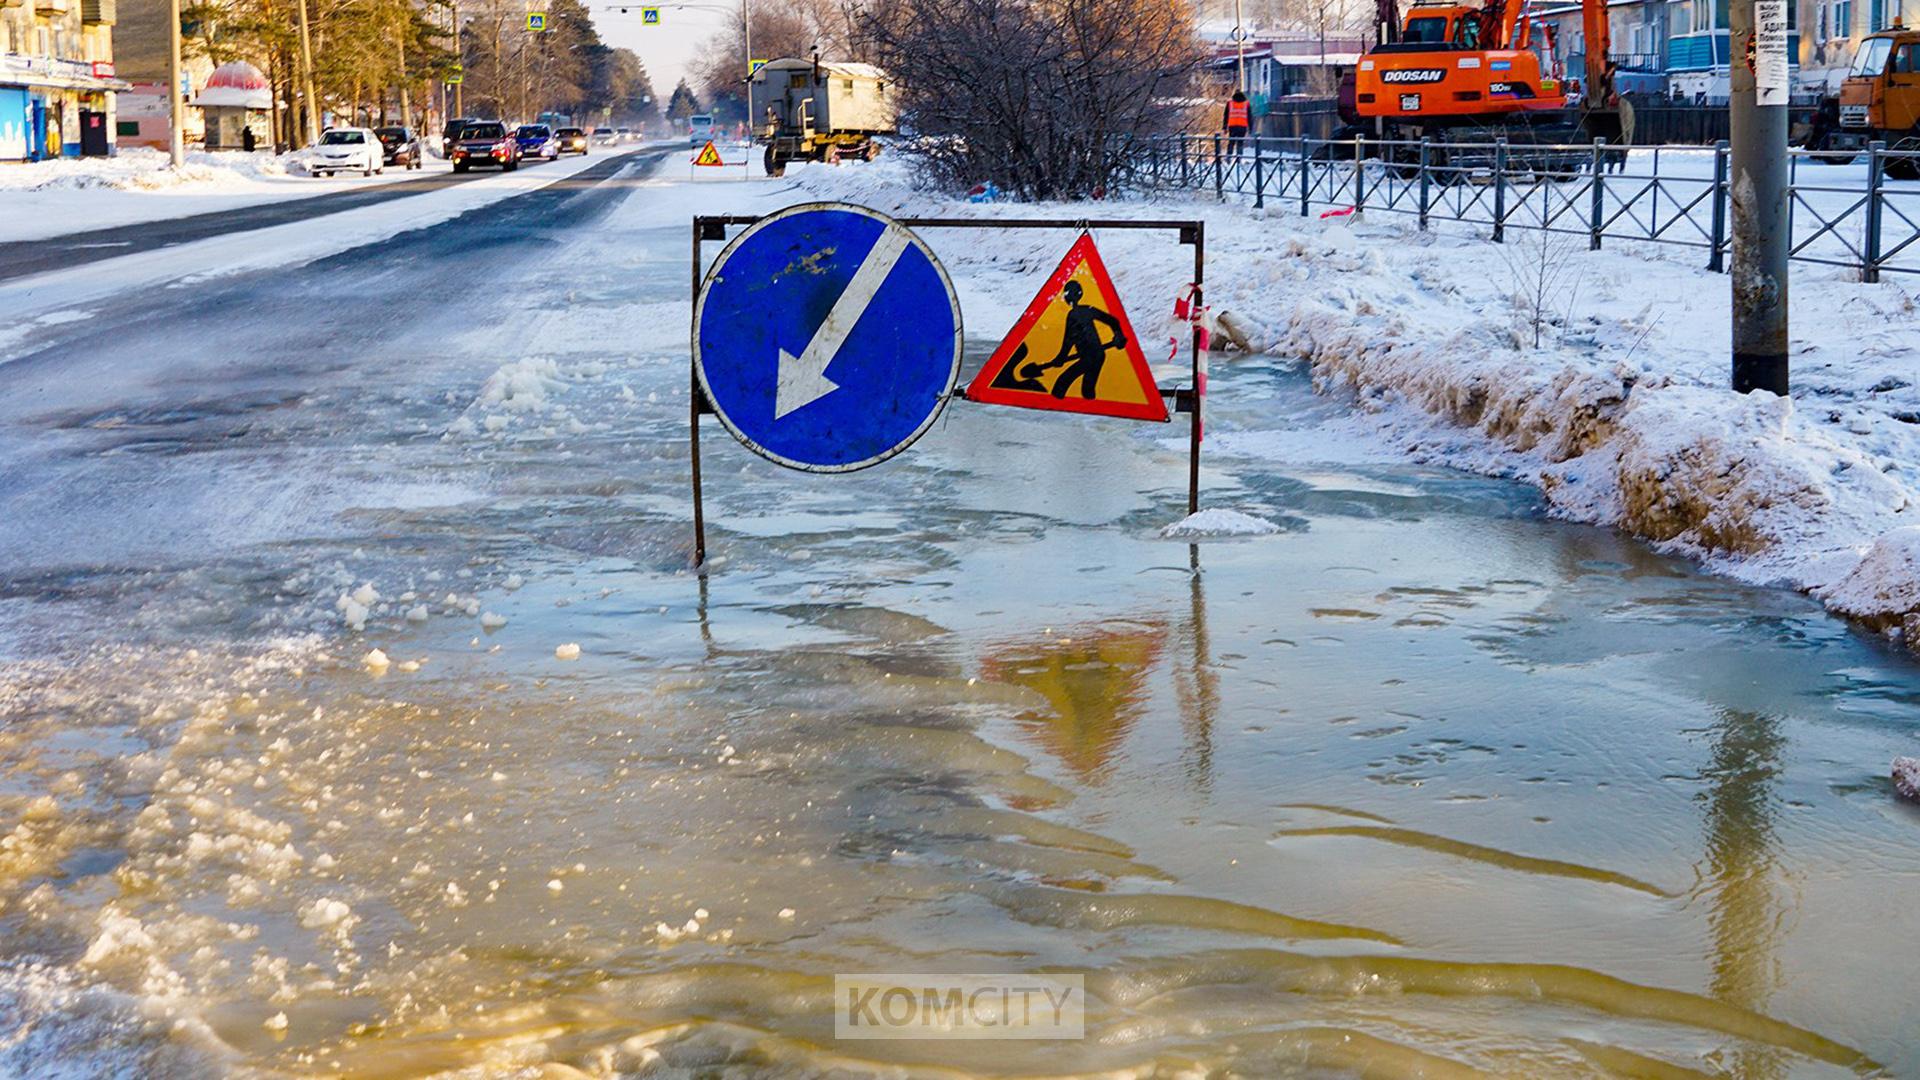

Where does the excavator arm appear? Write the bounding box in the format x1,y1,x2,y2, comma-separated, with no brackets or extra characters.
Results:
1582,0,1615,104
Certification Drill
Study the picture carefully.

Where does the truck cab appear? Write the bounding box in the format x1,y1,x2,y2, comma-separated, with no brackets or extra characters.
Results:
1836,26,1920,161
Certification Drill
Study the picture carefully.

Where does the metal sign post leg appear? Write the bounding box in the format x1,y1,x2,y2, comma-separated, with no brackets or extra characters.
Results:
1188,224,1204,516
690,223,708,570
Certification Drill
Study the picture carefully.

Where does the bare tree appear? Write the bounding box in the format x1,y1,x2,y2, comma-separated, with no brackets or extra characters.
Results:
1500,226,1583,349
689,0,862,123
861,0,1205,199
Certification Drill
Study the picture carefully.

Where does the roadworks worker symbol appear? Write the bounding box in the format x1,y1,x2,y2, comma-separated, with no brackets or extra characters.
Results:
692,140,724,166
965,233,1168,422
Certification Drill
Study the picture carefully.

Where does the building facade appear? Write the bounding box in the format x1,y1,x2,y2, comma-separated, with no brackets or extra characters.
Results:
0,0,130,160
1536,0,1903,103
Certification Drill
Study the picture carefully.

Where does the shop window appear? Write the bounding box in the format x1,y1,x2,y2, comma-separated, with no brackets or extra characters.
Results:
116,120,138,136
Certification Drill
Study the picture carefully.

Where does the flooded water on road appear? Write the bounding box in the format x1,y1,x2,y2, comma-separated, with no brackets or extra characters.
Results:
1,175,1918,1078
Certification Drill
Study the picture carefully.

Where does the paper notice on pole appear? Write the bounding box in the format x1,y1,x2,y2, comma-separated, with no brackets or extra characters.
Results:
1755,0,1790,106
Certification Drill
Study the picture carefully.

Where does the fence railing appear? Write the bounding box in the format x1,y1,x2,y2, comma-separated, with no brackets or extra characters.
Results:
1120,133,1920,282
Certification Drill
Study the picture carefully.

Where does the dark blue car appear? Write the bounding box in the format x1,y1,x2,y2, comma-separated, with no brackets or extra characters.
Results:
514,124,559,161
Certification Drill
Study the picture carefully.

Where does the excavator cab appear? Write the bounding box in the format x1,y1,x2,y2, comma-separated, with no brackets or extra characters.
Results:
1352,0,1615,162
1354,0,1564,127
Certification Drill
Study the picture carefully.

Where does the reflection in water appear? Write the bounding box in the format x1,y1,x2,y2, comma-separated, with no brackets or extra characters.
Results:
1700,708,1788,1080
979,620,1164,782
1174,545,1220,792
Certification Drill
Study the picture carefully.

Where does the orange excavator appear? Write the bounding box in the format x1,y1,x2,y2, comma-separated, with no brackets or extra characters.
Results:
1347,0,1620,162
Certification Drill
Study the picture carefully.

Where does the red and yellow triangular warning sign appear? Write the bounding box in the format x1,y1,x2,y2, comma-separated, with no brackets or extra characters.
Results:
965,234,1168,422
692,140,724,166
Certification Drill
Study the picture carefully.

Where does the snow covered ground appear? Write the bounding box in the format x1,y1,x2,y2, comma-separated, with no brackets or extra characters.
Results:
0,147,441,244
768,155,1920,652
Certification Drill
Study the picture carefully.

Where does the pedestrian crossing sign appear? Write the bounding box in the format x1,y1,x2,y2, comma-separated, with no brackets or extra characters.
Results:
692,139,724,166
641,6,659,22
965,233,1167,421
526,11,546,30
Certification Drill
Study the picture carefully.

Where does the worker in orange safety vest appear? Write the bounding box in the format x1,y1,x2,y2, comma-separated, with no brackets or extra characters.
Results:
1223,89,1251,156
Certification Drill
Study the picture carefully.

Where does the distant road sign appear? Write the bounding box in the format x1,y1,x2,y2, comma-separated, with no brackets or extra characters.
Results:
446,72,464,85
749,58,768,74
525,11,546,30
641,5,659,22
694,203,963,472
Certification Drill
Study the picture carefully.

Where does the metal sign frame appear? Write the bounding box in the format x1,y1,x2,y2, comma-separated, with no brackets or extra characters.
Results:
688,214,1207,569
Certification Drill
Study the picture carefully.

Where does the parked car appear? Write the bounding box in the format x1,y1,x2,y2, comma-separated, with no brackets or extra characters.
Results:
449,121,521,172
555,127,590,155
373,125,423,169
514,124,560,161
311,127,383,177
592,126,618,146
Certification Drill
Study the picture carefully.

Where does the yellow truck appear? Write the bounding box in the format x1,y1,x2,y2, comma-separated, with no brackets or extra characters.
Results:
1829,24,1920,174
749,57,897,176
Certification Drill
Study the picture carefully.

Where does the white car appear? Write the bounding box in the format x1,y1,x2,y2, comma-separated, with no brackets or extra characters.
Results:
310,127,384,177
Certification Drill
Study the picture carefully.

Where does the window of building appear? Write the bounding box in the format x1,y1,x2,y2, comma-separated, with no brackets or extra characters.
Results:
1833,0,1853,37
1870,0,1900,28
116,120,139,136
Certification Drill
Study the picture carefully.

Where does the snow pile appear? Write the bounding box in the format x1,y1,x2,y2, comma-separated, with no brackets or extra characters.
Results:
447,356,616,441
1821,528,1920,634
0,147,297,193
1160,508,1282,539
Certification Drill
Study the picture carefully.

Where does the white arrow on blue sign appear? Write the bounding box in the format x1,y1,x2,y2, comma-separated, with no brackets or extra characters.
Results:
693,203,962,472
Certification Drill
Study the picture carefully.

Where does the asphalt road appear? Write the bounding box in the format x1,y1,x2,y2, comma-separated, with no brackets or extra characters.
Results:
0,145,670,606
0,150,629,284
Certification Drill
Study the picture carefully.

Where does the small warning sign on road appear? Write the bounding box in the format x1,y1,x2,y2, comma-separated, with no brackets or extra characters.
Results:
965,234,1167,422
692,140,724,166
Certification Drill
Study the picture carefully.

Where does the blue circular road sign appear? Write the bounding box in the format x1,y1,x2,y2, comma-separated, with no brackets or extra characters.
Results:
693,203,962,472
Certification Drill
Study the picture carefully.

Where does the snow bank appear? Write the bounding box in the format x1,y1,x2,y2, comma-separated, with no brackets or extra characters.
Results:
0,147,298,193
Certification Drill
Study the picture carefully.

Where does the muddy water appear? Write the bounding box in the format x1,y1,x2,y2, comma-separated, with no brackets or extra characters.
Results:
3,194,1919,1078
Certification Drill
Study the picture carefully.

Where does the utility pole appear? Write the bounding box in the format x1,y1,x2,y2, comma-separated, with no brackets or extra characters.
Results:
296,0,320,144
1234,0,1247,92
1729,0,1791,395
742,0,752,177
166,0,184,166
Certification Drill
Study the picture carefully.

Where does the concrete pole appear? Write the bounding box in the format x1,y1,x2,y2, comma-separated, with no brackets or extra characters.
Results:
1729,0,1790,395
167,0,183,166
296,0,320,144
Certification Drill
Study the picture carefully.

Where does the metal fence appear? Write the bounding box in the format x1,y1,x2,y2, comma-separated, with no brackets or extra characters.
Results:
1122,134,1920,282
